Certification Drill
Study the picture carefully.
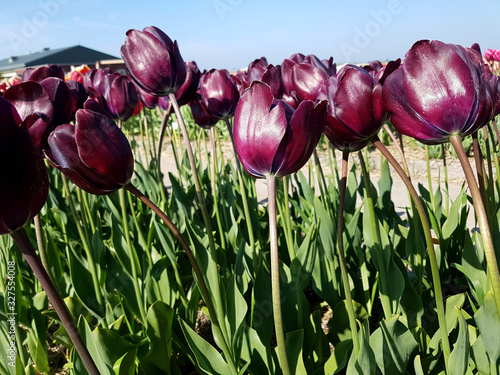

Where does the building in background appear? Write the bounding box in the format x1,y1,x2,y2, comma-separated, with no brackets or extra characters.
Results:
0,45,125,77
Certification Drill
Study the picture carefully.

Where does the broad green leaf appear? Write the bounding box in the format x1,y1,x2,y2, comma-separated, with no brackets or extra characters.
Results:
329,300,369,344
26,329,50,374
414,355,425,375
370,316,418,374
240,326,272,375
180,318,232,375
225,276,247,359
449,308,470,375
324,339,352,374
284,329,307,375
346,320,376,375
474,292,500,373
140,301,174,373
113,348,137,375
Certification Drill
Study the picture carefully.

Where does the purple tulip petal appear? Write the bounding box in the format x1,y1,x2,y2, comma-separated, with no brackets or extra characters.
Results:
46,125,120,195
403,40,476,134
292,63,328,101
276,99,327,176
383,67,449,143
75,109,134,186
121,29,173,95
234,82,287,177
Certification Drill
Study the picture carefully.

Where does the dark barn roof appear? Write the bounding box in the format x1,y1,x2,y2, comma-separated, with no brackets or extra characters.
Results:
0,45,119,73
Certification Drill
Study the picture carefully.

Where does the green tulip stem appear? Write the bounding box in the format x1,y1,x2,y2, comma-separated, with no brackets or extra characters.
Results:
338,150,360,356
472,133,488,213
383,124,410,176
449,134,500,314
490,120,500,195
61,176,103,307
224,117,256,254
486,123,500,200
210,127,226,250
358,151,393,320
424,145,436,210
33,214,51,280
168,93,235,366
371,135,450,372
156,104,172,202
266,174,292,375
118,188,147,323
10,227,101,375
124,183,238,375
442,144,450,214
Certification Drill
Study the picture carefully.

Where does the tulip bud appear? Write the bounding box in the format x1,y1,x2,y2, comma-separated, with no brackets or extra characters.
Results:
383,40,495,144
317,64,387,151
121,26,187,96
234,81,327,178
45,109,134,195
200,69,240,120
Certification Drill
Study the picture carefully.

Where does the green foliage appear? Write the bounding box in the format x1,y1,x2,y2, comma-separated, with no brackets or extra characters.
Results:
1,109,499,374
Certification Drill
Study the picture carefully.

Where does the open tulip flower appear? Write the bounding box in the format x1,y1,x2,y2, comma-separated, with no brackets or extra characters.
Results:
121,26,187,96
383,39,495,144
234,80,327,178
45,109,134,195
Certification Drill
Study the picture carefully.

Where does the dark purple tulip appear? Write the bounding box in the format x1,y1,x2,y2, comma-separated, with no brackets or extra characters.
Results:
174,61,201,106
121,26,187,96
383,40,495,144
67,80,88,120
189,99,219,129
200,69,240,120
234,81,327,178
45,109,134,195
21,64,65,83
291,55,335,102
318,64,387,152
3,81,55,149
39,77,74,126
281,53,306,95
134,82,158,109
104,74,139,121
0,97,48,234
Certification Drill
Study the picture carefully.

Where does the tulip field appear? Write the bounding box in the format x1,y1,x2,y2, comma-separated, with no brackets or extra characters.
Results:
1,26,500,375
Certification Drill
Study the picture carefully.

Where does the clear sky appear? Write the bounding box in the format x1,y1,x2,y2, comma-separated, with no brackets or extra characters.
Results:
1,0,499,72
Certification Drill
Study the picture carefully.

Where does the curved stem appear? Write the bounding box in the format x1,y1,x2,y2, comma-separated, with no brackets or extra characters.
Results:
472,132,488,214
383,124,409,176
10,227,101,375
371,135,450,372
338,150,360,356
266,175,292,375
449,135,500,314
124,183,238,375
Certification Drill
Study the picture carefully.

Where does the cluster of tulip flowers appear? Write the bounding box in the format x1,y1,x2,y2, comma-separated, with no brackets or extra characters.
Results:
1,24,500,374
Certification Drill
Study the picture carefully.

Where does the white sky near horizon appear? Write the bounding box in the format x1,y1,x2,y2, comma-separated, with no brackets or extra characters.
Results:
1,0,499,72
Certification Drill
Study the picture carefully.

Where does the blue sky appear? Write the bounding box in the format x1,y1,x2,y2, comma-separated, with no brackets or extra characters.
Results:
1,0,499,72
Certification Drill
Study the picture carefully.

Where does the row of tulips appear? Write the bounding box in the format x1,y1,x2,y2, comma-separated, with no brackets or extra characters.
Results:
0,24,499,374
